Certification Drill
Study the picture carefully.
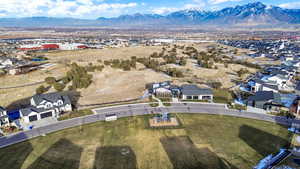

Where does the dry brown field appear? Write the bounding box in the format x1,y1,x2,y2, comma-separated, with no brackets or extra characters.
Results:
0,43,257,107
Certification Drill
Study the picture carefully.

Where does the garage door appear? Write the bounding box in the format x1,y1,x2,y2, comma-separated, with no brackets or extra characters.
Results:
41,111,53,119
29,115,38,122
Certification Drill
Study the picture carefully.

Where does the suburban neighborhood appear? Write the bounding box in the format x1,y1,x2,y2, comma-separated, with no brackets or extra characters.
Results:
1,1,300,169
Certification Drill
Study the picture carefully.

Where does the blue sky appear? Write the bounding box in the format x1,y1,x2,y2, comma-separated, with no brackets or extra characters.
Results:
0,0,299,19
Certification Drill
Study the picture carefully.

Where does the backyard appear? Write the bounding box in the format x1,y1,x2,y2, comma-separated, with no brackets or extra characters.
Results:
0,114,292,169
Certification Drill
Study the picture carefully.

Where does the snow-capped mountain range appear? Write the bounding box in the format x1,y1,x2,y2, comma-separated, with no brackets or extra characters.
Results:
1,2,300,28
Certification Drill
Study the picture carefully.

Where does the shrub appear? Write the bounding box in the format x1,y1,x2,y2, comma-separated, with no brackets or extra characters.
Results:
179,58,187,66
66,63,93,89
36,85,48,94
224,63,229,68
104,60,111,66
237,68,249,77
150,52,159,58
45,77,56,85
53,82,65,92
61,76,71,84
165,68,184,78
210,82,222,89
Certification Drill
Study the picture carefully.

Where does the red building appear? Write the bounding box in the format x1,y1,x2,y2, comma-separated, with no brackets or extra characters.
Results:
18,46,42,51
42,44,60,50
77,45,89,49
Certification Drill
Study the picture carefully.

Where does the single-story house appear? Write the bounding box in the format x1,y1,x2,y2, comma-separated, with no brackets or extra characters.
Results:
0,107,9,127
20,93,72,123
181,85,213,101
246,91,283,112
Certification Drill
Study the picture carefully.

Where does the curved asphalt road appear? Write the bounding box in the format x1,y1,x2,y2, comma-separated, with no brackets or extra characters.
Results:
0,102,298,149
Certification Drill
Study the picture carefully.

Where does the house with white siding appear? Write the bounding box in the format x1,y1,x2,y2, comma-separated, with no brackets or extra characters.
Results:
181,85,213,101
19,93,72,123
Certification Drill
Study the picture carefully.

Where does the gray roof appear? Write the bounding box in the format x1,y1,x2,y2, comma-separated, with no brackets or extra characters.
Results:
248,91,281,103
21,93,71,116
0,106,6,113
32,93,71,105
251,78,265,84
20,106,46,116
0,115,8,120
181,85,213,96
262,84,279,91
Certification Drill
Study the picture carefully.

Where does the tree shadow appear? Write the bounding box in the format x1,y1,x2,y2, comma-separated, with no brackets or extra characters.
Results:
160,136,238,169
60,90,81,109
6,96,31,111
27,138,82,169
0,133,33,169
239,125,290,157
93,146,137,169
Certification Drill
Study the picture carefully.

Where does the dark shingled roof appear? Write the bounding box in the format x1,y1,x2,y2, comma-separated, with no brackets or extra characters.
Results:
0,106,5,113
181,85,213,96
248,91,281,103
263,84,279,91
32,93,71,105
21,93,71,116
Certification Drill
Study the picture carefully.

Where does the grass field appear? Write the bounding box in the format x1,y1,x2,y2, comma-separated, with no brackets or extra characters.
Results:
0,114,292,169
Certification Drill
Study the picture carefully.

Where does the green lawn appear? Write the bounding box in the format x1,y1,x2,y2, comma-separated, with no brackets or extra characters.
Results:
58,109,94,121
0,114,292,169
213,89,233,104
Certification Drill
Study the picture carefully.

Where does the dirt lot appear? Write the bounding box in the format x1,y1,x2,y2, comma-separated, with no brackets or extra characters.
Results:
174,59,256,88
0,64,68,107
77,67,171,105
0,43,257,107
43,46,163,64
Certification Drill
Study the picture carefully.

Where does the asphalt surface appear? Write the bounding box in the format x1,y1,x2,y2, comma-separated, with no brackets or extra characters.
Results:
0,102,299,148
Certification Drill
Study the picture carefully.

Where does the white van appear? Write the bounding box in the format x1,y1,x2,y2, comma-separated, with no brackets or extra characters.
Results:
105,114,117,121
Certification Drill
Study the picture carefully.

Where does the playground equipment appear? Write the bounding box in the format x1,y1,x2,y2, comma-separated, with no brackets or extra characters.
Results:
149,111,179,128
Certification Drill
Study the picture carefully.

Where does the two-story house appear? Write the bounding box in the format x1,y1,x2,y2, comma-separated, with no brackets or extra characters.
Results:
19,93,72,123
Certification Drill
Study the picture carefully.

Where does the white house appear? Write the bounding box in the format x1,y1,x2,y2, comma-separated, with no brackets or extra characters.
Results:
181,85,213,101
249,79,279,93
154,87,172,97
267,75,289,88
20,93,72,123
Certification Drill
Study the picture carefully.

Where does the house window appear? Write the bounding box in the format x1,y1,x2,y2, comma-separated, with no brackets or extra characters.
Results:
193,96,199,100
202,96,212,100
46,103,52,109
40,111,53,119
186,96,192,100
57,100,63,106
29,115,38,122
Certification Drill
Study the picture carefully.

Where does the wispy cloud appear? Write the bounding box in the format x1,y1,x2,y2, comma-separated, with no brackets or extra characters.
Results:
152,0,206,15
0,0,138,18
279,2,300,9
151,7,179,15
